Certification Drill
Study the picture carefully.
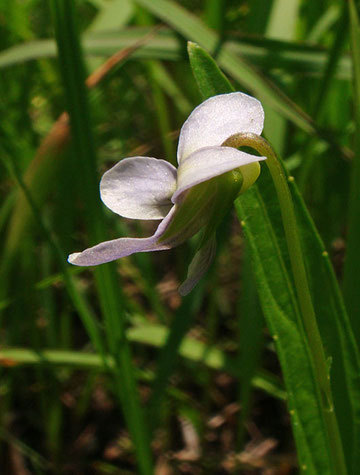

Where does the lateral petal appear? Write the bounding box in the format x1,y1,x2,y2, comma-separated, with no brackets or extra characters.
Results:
100,157,177,220
68,207,177,266
177,92,264,163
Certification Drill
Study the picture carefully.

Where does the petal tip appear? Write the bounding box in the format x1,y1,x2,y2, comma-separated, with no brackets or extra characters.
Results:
68,252,82,265
178,281,193,296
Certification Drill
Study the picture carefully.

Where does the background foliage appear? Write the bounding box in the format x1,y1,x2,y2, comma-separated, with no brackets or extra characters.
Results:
0,0,359,473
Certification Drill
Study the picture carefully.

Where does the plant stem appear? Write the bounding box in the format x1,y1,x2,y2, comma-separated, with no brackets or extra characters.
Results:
223,132,347,475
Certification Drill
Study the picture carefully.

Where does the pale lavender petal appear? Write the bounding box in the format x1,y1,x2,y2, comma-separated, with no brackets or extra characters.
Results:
100,157,177,220
68,206,177,266
177,92,264,163
172,146,265,203
179,234,217,296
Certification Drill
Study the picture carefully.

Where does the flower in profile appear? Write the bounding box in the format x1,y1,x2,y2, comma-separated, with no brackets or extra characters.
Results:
68,92,265,294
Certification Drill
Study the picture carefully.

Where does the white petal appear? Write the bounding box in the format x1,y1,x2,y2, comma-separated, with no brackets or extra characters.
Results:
172,146,265,203
68,206,178,266
177,92,264,163
179,233,217,296
100,157,177,220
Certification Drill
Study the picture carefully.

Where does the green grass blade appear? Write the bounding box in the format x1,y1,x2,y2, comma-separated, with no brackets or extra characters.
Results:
0,324,285,401
0,150,106,363
204,0,226,32
147,295,198,432
89,0,133,32
343,1,360,350
313,5,348,118
134,0,314,131
133,0,350,162
266,0,300,41
261,0,299,154
308,4,340,43
0,30,353,81
50,1,153,472
298,5,349,191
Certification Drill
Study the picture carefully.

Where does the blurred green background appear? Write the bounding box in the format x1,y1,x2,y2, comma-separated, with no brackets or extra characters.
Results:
0,0,356,473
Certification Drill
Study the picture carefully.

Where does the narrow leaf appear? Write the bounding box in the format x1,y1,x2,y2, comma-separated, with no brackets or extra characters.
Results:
343,0,360,350
189,41,360,474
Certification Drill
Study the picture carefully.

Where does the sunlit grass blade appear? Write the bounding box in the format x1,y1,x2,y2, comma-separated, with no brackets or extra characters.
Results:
261,0,300,154
307,4,340,43
133,0,351,163
89,0,133,32
313,5,348,118
0,323,285,401
266,0,300,41
50,1,153,472
135,8,175,162
0,29,353,81
134,0,314,131
149,60,192,114
298,5,349,191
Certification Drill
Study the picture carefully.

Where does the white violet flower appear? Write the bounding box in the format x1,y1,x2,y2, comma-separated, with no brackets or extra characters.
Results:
68,92,265,295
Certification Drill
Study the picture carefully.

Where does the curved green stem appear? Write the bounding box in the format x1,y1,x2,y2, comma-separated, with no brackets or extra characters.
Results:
223,132,347,475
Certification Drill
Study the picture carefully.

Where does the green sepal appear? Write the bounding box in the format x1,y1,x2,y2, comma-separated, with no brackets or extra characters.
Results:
159,170,243,245
187,41,233,99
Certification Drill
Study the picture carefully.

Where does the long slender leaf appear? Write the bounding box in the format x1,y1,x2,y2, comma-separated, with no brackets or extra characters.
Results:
343,1,360,350
290,180,360,473
188,42,331,473
189,41,360,474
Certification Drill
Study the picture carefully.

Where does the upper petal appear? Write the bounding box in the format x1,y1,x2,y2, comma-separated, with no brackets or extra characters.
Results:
177,92,264,163
100,157,177,220
172,146,265,203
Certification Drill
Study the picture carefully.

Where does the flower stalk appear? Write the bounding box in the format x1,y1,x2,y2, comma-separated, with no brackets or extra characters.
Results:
223,132,347,475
